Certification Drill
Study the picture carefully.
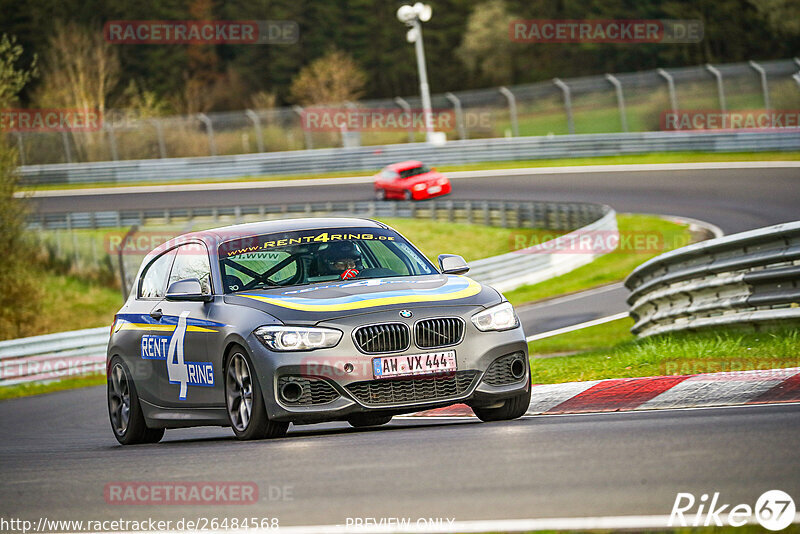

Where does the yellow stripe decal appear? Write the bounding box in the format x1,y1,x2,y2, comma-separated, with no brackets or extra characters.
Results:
118,323,217,333
239,277,482,311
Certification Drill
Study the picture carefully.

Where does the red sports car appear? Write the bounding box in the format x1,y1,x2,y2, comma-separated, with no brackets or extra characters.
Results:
373,160,451,201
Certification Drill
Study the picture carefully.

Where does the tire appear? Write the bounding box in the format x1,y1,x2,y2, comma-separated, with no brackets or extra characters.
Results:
347,414,393,428
225,346,288,440
107,356,165,445
375,189,386,201
403,190,413,201
472,387,531,422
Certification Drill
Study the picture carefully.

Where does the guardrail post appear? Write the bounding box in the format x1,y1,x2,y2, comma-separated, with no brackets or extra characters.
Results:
553,79,575,134
498,86,519,137
292,105,313,149
705,64,727,113
150,119,167,158
197,113,217,156
105,122,119,161
444,92,467,140
483,201,490,226
61,131,72,163
466,200,473,224
794,72,800,90
604,74,628,132
748,61,771,110
245,109,265,153
657,68,678,113
394,97,415,143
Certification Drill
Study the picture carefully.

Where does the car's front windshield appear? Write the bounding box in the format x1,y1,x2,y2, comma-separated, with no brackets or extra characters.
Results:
399,165,430,179
219,227,437,293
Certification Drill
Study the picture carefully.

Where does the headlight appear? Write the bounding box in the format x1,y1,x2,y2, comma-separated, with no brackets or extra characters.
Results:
471,302,519,332
413,183,427,191
254,326,342,351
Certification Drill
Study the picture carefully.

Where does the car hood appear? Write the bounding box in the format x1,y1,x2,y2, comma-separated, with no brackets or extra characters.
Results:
223,274,500,324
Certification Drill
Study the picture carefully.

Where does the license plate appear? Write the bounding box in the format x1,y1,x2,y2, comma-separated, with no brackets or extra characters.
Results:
373,350,456,379
427,185,442,194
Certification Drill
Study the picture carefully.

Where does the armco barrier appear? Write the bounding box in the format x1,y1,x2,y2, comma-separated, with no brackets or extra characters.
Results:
625,221,800,337
19,130,800,186
0,327,108,386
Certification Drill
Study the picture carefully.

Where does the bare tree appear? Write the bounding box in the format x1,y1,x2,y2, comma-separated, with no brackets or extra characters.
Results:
289,49,366,106
457,0,515,86
35,21,120,113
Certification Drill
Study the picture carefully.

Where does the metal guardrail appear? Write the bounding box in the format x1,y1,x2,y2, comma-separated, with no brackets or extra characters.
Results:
10,199,616,385
625,221,800,337
0,327,108,386
19,130,800,186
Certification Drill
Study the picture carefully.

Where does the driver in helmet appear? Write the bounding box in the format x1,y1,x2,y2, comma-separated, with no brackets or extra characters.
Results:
319,241,363,278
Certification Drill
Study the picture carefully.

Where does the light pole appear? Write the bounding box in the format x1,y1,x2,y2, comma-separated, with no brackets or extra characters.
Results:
397,3,436,143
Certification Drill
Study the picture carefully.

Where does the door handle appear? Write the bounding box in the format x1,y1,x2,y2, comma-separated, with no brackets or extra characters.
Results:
149,309,163,320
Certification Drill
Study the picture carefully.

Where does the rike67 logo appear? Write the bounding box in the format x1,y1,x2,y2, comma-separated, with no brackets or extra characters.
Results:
669,490,796,530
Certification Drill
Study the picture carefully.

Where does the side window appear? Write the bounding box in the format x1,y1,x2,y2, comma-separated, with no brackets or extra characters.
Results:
139,250,176,299
381,169,398,179
168,243,212,294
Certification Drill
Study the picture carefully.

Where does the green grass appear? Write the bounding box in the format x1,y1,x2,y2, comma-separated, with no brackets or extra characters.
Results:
0,374,105,401
380,217,545,263
20,151,800,191
35,272,121,336
529,324,800,384
505,214,694,307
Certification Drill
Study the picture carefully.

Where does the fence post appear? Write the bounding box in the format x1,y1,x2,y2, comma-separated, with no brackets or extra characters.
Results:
15,132,24,165
105,122,119,161
553,79,574,134
197,113,217,156
705,64,727,112
118,225,138,301
794,72,800,90
604,74,628,132
61,132,72,163
748,61,771,110
292,105,313,149
498,86,519,137
657,68,678,112
444,92,467,140
150,119,167,158
245,109,265,153
394,97,415,143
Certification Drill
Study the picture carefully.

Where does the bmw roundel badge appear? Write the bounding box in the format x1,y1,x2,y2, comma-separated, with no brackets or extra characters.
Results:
399,310,413,318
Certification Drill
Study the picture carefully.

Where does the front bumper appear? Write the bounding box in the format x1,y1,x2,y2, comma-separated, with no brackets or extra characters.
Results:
245,305,529,424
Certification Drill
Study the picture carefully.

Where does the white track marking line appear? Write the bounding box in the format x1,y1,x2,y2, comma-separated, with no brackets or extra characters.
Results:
525,312,629,342
20,161,800,198
116,512,800,533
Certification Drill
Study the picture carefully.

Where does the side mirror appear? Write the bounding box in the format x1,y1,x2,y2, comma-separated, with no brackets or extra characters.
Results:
166,278,212,302
438,254,469,275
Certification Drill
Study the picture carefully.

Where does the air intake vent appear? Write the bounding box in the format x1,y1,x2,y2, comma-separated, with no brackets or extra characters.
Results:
353,323,410,353
415,317,464,349
346,371,479,406
277,376,340,405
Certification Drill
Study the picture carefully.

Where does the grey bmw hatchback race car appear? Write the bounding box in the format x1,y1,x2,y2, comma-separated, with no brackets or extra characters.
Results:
107,218,530,444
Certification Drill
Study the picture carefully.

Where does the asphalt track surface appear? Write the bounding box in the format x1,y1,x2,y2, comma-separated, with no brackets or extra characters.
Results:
1,385,799,527
6,164,800,528
30,167,800,233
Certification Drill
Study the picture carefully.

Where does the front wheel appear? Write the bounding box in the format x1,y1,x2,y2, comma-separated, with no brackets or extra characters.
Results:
347,414,392,428
375,189,386,201
403,190,413,201
108,357,164,445
225,347,288,440
472,388,531,422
